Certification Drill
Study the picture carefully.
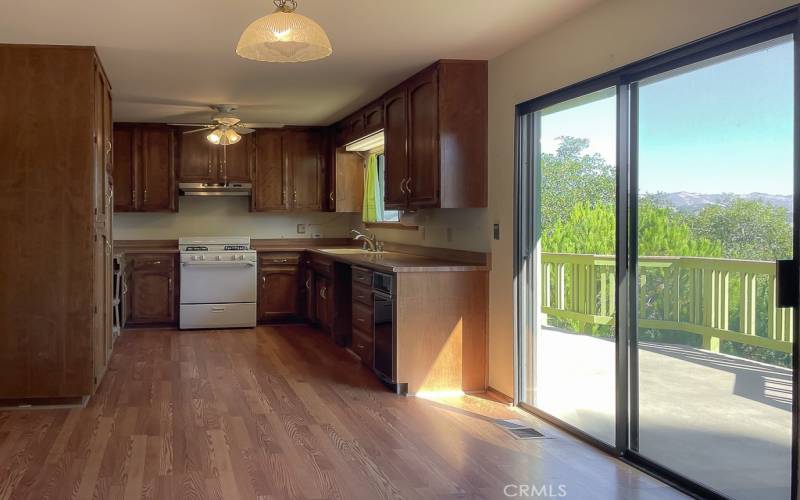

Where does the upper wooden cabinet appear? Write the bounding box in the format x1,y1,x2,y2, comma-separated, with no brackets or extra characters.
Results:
329,60,487,211
178,131,253,183
384,60,487,210
252,128,325,212
113,124,177,212
383,85,409,209
335,98,384,147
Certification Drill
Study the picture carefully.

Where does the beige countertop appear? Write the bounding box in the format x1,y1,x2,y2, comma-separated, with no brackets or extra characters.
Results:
114,239,489,273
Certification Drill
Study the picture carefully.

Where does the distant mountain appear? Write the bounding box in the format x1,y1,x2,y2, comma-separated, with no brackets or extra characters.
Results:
650,192,793,215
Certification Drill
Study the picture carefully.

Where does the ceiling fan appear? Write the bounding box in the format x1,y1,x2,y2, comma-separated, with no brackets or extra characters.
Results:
169,105,280,145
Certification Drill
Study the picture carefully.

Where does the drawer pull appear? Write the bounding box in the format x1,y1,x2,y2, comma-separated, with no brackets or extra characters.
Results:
272,259,289,263
357,318,365,323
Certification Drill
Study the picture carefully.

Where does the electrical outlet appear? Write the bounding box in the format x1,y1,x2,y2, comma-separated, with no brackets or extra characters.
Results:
446,227,454,243
296,224,306,234
311,232,322,239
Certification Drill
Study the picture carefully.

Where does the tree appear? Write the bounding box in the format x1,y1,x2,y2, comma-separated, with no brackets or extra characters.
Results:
691,199,791,261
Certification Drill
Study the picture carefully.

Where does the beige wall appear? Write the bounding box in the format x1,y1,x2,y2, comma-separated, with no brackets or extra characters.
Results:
113,197,357,240
361,208,490,253
487,0,796,397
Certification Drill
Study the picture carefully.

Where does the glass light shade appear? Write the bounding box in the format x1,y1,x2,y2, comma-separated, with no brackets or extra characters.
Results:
236,11,332,63
207,129,223,144
222,129,242,145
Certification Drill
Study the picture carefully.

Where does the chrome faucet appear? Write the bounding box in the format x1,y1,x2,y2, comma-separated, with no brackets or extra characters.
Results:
351,229,378,252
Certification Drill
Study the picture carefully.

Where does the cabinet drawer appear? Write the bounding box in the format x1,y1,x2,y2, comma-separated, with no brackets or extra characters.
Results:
131,254,174,271
352,266,373,287
352,282,372,305
351,328,373,365
259,252,300,266
352,300,373,332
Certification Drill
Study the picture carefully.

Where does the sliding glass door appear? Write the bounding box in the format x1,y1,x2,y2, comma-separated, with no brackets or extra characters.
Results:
520,88,618,445
516,9,798,500
633,36,794,500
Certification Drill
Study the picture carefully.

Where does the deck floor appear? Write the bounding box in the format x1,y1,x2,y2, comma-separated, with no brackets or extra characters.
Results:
0,325,688,500
533,326,792,500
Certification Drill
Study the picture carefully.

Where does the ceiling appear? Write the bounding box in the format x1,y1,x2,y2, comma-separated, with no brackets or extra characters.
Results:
0,0,601,126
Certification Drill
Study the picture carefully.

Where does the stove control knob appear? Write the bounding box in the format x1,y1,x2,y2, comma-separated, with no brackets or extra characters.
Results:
216,255,221,261
239,255,245,260
191,255,197,261
200,255,205,261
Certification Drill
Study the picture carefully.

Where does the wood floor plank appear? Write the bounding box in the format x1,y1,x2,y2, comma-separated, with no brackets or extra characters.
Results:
0,326,689,500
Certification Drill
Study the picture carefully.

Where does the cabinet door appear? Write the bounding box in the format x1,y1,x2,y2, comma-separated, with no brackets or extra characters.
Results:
179,130,217,183
334,150,365,213
316,276,331,331
253,129,287,211
113,126,136,212
407,67,440,208
363,102,384,135
383,86,409,208
221,134,253,182
259,266,300,320
140,126,176,211
286,130,323,210
304,267,316,323
130,269,175,324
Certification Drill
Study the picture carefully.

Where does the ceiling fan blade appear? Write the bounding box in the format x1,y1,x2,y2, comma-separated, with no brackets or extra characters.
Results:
234,127,256,135
168,123,214,127
238,122,285,129
182,127,215,135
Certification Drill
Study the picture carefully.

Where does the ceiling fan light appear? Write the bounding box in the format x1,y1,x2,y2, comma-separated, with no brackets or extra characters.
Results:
236,6,332,63
224,129,242,145
207,129,223,144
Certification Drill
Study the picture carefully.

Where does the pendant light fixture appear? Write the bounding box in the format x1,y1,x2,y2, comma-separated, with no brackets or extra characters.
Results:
236,0,332,63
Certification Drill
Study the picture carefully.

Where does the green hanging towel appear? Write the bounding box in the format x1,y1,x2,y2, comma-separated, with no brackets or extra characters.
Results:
362,154,382,222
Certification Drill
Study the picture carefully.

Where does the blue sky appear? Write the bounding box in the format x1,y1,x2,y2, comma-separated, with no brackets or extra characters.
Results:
540,35,793,195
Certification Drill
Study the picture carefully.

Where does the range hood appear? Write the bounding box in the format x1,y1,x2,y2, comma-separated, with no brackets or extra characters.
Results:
179,182,252,197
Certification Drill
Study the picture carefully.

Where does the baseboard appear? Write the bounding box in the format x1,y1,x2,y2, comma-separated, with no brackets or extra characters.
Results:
486,386,514,405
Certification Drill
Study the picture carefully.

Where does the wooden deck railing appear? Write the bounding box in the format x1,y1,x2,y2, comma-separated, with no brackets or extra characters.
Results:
541,253,793,354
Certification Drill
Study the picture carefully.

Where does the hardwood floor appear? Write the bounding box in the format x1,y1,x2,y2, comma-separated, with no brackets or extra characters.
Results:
0,326,688,499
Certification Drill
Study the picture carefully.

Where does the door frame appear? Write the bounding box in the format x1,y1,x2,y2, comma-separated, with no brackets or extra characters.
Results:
513,6,800,500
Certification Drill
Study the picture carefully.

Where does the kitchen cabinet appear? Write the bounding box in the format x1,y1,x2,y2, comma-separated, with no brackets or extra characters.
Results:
252,128,325,212
382,85,409,209
0,45,114,400
351,266,374,366
331,149,365,213
179,131,253,183
258,253,301,322
334,98,384,147
113,123,177,212
126,253,176,326
382,60,488,210
315,276,332,332
303,264,316,323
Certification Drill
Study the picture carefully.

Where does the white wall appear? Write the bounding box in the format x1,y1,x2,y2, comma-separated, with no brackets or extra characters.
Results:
113,196,358,240
487,0,796,397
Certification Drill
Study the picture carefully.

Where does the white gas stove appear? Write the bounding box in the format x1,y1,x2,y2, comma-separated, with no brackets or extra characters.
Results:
178,237,257,329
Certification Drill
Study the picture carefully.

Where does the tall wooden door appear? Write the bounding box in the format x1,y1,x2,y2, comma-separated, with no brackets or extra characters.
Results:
222,135,253,182
383,86,409,209
407,67,439,208
287,130,323,210
179,130,216,182
253,129,287,211
140,126,176,212
113,126,136,211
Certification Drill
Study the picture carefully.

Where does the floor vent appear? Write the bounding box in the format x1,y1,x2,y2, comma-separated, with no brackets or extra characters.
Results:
495,419,546,439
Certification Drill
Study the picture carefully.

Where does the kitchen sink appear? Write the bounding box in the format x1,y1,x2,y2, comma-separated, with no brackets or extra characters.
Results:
317,248,383,255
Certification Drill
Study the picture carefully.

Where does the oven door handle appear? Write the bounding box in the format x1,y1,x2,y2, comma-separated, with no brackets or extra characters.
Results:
181,261,255,267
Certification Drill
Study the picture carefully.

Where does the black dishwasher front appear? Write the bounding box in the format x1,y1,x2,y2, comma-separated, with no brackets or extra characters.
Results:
372,272,395,385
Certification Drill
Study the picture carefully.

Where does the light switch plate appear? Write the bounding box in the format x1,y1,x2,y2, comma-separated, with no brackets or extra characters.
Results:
493,223,500,240
296,224,306,234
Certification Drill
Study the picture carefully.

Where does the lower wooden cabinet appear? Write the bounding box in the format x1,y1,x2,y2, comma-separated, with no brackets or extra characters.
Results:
315,276,332,332
124,253,176,326
258,253,301,322
259,268,300,321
